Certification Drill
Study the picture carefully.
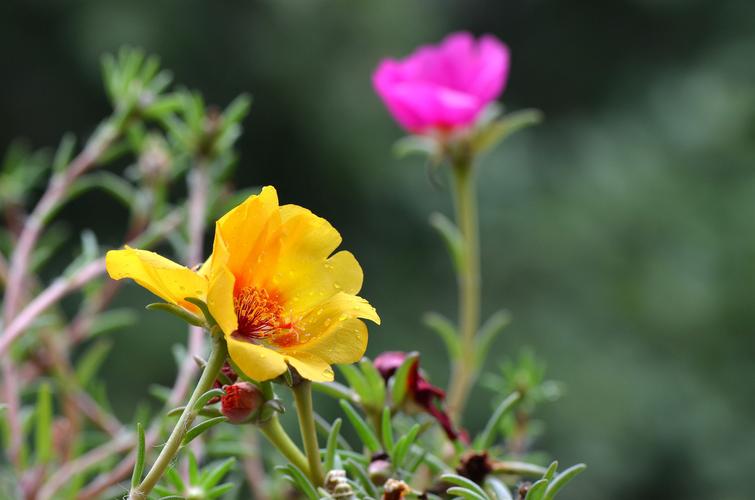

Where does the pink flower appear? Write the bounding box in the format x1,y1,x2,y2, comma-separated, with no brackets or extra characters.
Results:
373,32,510,133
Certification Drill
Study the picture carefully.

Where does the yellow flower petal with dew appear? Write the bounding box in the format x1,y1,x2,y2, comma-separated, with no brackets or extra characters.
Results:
105,247,207,311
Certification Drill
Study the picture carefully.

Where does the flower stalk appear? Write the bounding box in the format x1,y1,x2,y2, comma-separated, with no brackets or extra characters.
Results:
291,380,325,486
258,416,310,476
446,156,481,423
128,332,228,500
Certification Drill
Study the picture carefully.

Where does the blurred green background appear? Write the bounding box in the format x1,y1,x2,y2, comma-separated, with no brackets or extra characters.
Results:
2,0,754,499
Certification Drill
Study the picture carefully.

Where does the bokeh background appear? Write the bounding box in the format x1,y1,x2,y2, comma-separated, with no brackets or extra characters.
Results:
2,1,754,499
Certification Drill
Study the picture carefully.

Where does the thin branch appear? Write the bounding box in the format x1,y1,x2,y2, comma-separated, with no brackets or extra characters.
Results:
0,258,106,356
37,433,134,500
3,122,119,322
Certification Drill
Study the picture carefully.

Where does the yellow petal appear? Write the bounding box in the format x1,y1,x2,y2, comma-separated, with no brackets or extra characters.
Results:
275,204,363,315
206,225,238,335
278,293,378,367
283,318,368,366
215,186,281,287
285,352,334,382
227,336,288,381
105,247,206,310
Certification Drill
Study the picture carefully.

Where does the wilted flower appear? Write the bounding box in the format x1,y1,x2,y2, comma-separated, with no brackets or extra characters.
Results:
221,381,263,423
374,351,463,441
106,186,380,382
373,32,510,133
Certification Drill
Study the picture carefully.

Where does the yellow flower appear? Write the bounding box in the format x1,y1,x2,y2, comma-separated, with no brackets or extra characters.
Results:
106,186,380,382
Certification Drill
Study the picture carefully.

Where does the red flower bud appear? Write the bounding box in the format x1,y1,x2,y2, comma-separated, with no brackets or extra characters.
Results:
209,362,239,404
221,382,263,423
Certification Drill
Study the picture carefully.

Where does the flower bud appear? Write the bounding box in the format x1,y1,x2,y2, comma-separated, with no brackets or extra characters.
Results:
382,478,410,500
368,453,392,485
220,382,263,423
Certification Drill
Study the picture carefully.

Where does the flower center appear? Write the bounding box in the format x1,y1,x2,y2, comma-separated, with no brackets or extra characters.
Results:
233,286,299,347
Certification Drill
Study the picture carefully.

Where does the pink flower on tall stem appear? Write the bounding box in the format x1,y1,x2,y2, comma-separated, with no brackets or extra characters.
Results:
373,32,510,133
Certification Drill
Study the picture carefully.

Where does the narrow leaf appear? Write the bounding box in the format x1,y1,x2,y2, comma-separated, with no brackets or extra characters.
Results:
324,418,342,472
34,383,53,464
442,473,488,499
475,392,522,450
391,352,419,407
486,477,513,500
131,423,146,489
339,400,381,453
423,312,460,360
381,407,394,454
525,479,548,500
544,464,586,499
183,416,227,445
393,423,421,468
475,310,512,365
429,212,463,273
146,302,205,327
200,457,236,488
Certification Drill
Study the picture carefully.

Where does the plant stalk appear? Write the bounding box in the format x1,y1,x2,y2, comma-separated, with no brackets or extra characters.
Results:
128,333,227,500
259,416,311,476
291,380,325,486
446,159,481,424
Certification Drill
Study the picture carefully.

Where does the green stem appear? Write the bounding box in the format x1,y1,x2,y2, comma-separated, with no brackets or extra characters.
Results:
291,381,325,486
129,333,227,500
446,159,481,424
259,416,310,475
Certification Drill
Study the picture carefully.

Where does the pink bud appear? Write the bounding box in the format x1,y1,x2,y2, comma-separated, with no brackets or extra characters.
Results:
220,382,263,423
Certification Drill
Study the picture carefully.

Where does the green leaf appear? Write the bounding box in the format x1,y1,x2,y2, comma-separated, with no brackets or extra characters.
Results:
131,423,146,489
146,302,205,327
34,382,53,464
338,400,381,453
472,108,543,154
222,94,252,125
188,451,200,485
543,461,559,482
381,407,394,454
75,340,113,386
525,479,548,500
207,483,235,498
53,133,76,173
475,310,512,366
423,312,460,360
184,297,217,326
193,389,225,410
88,309,138,338
324,418,342,472
359,358,386,409
344,458,377,498
390,352,419,407
312,381,356,402
183,416,227,445
338,364,372,406
493,461,548,477
200,457,236,488
164,466,185,491
392,423,421,468
447,486,488,500
442,474,489,499
429,212,463,274
394,135,440,159
474,392,521,450
275,464,319,500
544,464,586,499
486,477,513,500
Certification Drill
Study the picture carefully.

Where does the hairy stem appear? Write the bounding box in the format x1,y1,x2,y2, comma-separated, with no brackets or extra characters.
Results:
292,380,325,486
129,333,227,500
259,416,310,476
446,160,481,424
